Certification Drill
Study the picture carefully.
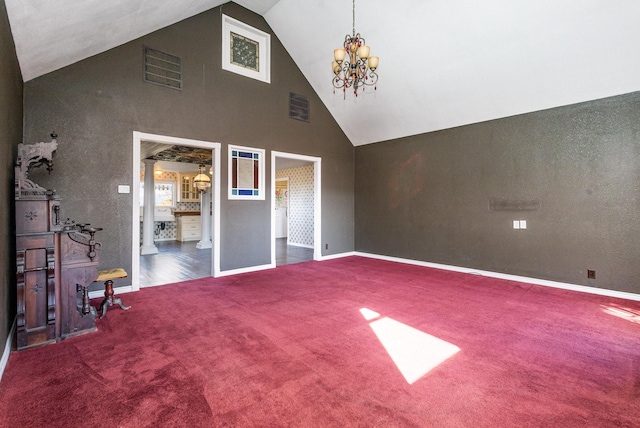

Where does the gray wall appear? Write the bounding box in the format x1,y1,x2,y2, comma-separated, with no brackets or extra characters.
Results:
356,92,640,294
0,0,22,349
23,3,354,280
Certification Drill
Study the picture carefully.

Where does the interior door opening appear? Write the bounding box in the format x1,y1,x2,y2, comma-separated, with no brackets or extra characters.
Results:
132,132,221,292
271,151,321,267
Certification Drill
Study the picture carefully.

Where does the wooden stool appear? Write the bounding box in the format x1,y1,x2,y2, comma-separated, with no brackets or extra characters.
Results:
96,268,131,319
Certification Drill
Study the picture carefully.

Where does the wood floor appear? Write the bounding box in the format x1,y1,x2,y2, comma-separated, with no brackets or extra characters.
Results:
275,237,314,266
140,238,313,287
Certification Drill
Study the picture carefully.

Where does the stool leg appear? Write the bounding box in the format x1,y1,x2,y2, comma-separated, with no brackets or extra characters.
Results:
114,297,131,311
99,279,131,319
99,280,112,319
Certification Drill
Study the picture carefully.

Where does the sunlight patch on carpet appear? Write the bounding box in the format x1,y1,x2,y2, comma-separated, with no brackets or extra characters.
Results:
359,308,381,321
361,308,460,384
601,304,640,324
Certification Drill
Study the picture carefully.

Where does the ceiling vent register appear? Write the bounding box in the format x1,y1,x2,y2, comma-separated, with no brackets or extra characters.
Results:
143,47,182,90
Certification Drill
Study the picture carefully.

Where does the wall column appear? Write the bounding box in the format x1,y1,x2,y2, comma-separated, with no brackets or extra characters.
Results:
140,159,158,255
197,187,212,249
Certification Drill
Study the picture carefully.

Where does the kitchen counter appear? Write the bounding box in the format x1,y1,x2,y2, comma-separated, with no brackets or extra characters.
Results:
174,211,201,216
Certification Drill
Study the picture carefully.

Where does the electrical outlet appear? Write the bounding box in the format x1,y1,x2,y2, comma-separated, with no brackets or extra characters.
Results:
587,270,596,279
513,220,527,229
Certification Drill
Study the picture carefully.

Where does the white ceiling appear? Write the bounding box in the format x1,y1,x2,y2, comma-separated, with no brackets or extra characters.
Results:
6,0,640,146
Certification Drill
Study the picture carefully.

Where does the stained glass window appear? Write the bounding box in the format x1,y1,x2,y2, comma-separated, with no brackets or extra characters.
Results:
222,14,271,83
230,32,259,72
229,145,265,200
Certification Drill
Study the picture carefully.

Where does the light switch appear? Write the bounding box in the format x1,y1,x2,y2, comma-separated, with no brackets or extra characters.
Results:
118,185,130,194
513,220,520,229
520,220,527,229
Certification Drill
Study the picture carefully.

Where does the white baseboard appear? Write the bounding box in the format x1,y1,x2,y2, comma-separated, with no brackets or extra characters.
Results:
217,263,274,277
0,318,16,384
88,252,639,303
320,251,356,261
353,252,640,302
288,241,313,249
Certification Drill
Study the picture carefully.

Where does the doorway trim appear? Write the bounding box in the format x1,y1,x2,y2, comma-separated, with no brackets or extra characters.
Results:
271,151,321,265
132,131,222,292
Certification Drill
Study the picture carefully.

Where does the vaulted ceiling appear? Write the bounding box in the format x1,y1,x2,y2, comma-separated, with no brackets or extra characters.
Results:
6,0,640,146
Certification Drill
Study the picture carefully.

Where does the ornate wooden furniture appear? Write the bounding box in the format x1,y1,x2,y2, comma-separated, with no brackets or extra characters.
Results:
15,134,101,349
58,227,101,337
15,217,59,349
94,268,130,318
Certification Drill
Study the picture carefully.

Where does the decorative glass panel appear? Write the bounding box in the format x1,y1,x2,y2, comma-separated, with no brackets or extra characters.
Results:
230,32,259,72
222,14,271,83
228,145,265,200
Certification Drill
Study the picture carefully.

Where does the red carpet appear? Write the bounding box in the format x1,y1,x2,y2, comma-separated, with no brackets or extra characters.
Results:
1,256,639,427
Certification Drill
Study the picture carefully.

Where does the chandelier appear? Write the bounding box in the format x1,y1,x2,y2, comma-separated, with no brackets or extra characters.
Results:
193,163,211,192
331,0,379,97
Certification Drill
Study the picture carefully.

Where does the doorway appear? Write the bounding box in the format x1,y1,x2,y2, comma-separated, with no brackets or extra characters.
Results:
271,151,321,266
132,132,221,292
275,178,289,239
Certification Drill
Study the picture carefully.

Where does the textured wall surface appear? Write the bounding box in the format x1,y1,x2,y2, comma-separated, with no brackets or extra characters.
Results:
356,92,640,294
23,3,354,277
0,0,23,353
277,164,314,247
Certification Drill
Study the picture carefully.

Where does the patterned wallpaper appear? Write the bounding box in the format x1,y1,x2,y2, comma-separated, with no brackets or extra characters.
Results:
152,221,177,241
276,164,314,247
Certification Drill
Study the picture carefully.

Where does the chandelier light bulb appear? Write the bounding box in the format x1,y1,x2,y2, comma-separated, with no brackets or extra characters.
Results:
357,45,370,60
368,56,379,70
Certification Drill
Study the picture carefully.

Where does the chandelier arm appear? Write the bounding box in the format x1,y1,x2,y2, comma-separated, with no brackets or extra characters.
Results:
365,70,378,86
332,75,346,89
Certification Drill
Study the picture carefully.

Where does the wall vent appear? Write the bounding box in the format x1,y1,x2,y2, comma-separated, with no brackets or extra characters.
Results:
143,47,182,90
289,92,310,122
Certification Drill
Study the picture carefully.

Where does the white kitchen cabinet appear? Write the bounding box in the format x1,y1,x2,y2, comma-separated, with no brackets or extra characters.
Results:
177,215,201,241
178,173,201,202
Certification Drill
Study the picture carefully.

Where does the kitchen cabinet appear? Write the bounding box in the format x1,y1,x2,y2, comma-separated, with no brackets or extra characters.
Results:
177,215,201,241
178,173,201,202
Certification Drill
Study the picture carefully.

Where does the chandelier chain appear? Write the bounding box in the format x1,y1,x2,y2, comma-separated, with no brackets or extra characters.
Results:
352,0,356,36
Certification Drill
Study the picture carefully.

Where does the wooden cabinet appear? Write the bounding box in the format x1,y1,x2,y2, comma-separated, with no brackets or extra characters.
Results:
179,173,201,202
177,215,201,241
16,231,57,349
58,231,99,338
15,198,99,349
15,198,61,349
